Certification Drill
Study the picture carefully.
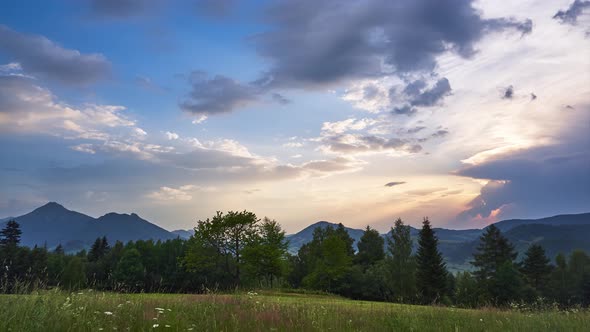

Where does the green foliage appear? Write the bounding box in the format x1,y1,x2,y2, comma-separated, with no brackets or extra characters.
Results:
61,256,86,290
386,218,416,303
521,244,553,292
415,218,447,304
471,224,518,304
355,226,384,269
114,248,144,291
242,218,289,287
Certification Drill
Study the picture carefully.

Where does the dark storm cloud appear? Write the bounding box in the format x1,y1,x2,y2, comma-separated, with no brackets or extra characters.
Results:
0,25,111,85
405,77,452,107
392,105,417,115
554,0,590,24
531,93,537,101
391,77,452,115
502,85,514,99
195,0,236,18
454,109,590,225
254,0,532,88
385,181,406,187
179,71,261,115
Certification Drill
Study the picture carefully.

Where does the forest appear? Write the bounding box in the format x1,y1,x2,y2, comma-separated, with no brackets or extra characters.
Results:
1,211,589,308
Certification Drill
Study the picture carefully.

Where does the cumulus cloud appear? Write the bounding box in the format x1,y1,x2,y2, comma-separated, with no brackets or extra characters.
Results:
390,77,452,115
147,185,197,201
165,131,179,140
553,0,590,25
179,71,261,115
0,75,135,138
455,136,590,226
319,134,422,155
0,25,111,85
254,0,531,88
385,181,406,187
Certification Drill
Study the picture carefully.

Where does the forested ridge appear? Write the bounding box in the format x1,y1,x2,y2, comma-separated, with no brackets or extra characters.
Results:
1,211,589,308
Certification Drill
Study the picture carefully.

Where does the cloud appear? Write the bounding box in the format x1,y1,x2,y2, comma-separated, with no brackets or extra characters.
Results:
502,85,514,99
147,185,197,201
165,131,179,140
0,25,111,85
254,0,532,88
385,181,406,187
554,0,590,25
531,93,537,101
405,77,452,107
390,77,452,115
271,93,291,105
318,133,422,155
405,187,447,196
321,118,377,134
179,71,260,115
0,75,135,137
455,138,590,226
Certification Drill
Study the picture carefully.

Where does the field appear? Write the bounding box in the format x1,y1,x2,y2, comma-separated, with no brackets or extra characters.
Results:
0,291,588,331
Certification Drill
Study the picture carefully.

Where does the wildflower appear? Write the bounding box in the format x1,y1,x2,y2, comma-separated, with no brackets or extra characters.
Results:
155,308,165,311
188,329,194,331
99,329,103,331
166,309,171,312
104,311,113,316
153,324,159,328
479,318,483,322
117,304,123,308
165,325,171,328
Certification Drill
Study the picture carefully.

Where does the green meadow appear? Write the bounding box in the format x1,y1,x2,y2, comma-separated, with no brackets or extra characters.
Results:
1,291,588,331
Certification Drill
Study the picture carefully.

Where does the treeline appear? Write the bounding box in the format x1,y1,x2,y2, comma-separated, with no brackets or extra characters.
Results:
1,212,589,308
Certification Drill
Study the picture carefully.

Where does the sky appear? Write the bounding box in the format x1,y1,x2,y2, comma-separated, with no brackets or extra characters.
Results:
0,0,589,233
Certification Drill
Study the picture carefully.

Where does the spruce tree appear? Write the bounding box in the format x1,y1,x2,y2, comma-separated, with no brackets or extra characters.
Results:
356,226,384,269
415,217,447,303
0,220,22,248
387,218,416,303
472,224,517,282
521,244,552,291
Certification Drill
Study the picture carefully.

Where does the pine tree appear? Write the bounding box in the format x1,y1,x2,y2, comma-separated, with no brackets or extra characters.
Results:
472,224,518,303
415,217,447,303
0,220,22,248
521,244,552,291
386,218,416,303
472,224,517,282
356,226,384,269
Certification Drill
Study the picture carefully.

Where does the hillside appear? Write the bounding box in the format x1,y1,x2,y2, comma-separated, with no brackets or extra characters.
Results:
0,202,176,250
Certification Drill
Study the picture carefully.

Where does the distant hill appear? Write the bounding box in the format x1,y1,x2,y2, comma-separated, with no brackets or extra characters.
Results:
2,204,588,269
284,213,590,271
0,202,177,251
491,213,590,232
171,229,194,239
286,221,365,253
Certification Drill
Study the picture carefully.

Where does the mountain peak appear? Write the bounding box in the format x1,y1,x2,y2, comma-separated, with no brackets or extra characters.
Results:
34,202,67,213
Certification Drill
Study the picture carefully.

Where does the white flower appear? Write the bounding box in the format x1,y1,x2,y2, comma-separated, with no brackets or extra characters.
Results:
155,308,165,311
165,325,171,328
104,312,113,316
153,324,159,328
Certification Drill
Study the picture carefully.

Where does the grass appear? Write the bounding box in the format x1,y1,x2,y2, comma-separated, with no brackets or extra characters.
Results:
0,290,588,331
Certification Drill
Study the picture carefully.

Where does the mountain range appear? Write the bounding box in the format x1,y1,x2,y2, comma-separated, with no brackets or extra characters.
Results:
0,202,176,252
1,203,589,271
